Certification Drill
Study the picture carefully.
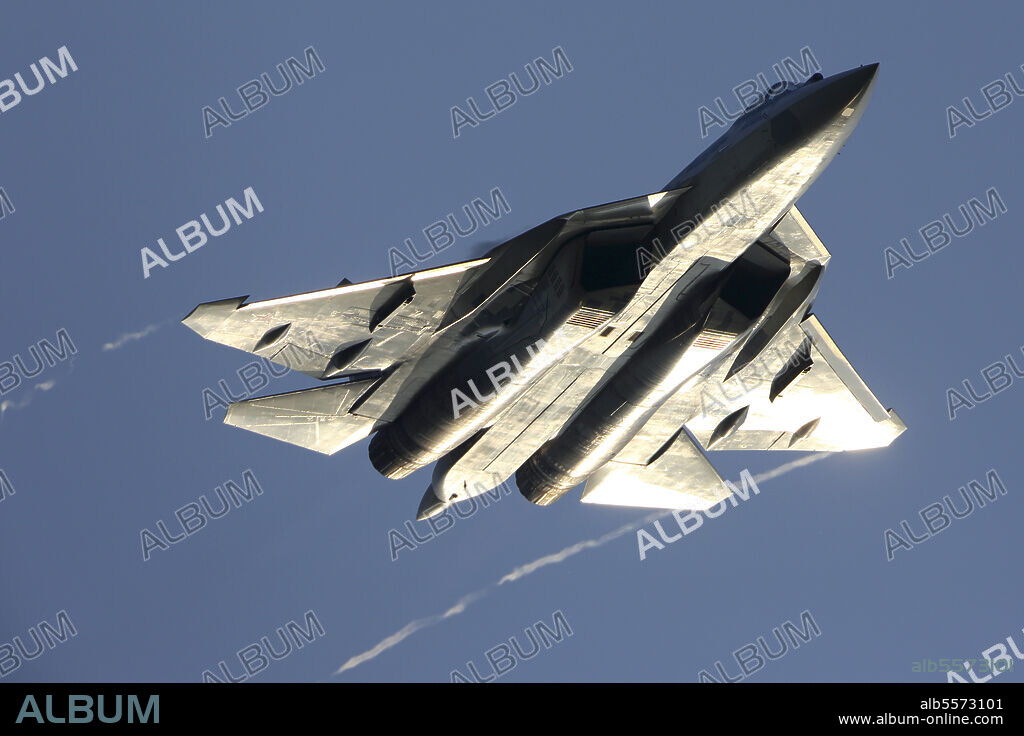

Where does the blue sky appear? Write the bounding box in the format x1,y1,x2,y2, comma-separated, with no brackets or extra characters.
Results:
1,0,1021,682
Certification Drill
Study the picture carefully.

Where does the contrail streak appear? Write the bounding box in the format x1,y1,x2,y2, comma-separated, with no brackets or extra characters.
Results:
497,512,664,585
332,453,829,675
748,453,827,483
334,590,489,674
102,323,162,351
497,455,829,585
0,380,57,420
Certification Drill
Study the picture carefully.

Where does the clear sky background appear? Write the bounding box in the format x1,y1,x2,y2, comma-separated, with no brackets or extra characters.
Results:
1,0,1021,683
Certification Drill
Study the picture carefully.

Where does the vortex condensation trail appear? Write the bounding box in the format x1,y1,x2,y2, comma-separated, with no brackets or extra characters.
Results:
333,453,829,675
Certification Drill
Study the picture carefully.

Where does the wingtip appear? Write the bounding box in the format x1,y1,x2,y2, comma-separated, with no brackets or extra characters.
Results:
181,296,248,337
222,400,243,427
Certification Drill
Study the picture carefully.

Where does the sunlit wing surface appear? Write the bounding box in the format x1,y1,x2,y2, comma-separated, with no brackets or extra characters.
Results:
580,429,729,510
572,205,902,509
182,259,490,379
685,315,906,452
224,376,382,454
682,209,901,453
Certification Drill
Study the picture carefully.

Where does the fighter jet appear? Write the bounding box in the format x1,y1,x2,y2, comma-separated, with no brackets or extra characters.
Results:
184,63,905,521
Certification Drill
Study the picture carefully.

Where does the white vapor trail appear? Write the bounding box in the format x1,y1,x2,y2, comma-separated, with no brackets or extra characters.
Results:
102,323,162,351
332,453,829,676
335,590,489,674
497,512,664,585
496,455,829,586
747,453,827,483
0,380,58,420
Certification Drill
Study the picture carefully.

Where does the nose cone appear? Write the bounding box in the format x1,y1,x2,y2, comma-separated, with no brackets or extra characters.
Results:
416,485,449,521
785,63,879,143
817,63,878,117
774,64,880,153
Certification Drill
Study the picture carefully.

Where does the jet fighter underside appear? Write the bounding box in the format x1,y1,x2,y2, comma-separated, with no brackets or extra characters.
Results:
184,62,905,519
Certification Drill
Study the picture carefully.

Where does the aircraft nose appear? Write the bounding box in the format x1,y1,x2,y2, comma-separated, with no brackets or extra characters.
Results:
782,63,878,145
819,63,878,114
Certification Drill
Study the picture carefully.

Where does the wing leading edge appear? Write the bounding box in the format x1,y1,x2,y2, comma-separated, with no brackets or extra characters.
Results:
182,258,490,379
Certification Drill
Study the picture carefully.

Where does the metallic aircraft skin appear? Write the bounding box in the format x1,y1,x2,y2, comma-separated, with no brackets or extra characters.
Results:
183,63,905,521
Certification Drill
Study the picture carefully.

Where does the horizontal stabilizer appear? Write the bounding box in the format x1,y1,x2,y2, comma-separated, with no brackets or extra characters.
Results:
581,430,731,511
224,378,381,455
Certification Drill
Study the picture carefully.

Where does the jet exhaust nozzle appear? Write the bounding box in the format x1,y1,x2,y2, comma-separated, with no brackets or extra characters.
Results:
368,425,426,479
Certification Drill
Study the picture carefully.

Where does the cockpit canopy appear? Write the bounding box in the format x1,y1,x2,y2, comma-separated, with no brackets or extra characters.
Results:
741,72,824,114
767,80,796,98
